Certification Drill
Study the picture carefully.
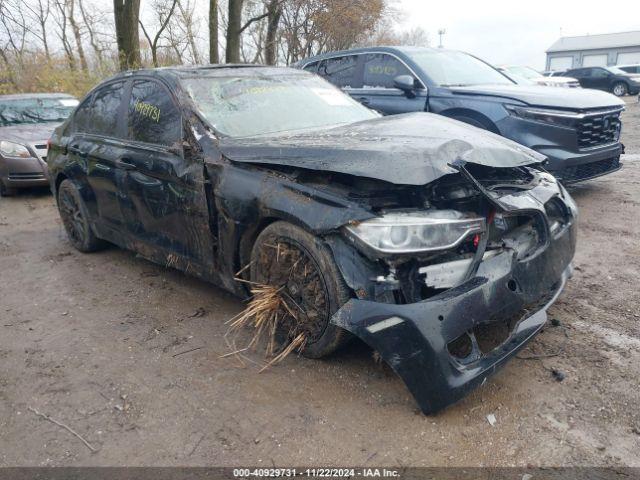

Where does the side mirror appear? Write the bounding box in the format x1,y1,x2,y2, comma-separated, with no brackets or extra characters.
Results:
394,75,418,97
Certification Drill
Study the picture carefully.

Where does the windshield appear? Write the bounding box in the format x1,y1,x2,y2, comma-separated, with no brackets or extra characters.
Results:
407,50,514,87
0,97,79,127
181,74,378,137
607,66,627,75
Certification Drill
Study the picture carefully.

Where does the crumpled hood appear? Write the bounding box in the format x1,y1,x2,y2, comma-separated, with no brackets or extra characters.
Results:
218,113,545,186
0,123,59,143
449,84,625,109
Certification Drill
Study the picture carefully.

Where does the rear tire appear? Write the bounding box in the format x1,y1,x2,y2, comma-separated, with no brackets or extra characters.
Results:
250,221,352,358
612,82,628,96
0,180,17,197
57,179,106,252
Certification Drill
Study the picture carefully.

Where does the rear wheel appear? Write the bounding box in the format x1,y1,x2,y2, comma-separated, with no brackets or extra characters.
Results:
612,82,628,96
250,221,352,358
0,180,17,197
57,179,106,252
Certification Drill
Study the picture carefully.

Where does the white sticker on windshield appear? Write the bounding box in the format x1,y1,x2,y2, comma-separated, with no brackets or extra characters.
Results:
59,99,79,107
311,88,352,106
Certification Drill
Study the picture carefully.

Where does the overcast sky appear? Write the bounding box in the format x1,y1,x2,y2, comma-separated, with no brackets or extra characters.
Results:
396,0,639,69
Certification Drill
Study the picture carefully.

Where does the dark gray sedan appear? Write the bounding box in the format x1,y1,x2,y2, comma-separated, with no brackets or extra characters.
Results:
0,93,78,196
47,66,577,414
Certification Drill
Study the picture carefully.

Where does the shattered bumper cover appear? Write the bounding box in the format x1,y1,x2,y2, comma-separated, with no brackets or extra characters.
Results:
331,195,576,415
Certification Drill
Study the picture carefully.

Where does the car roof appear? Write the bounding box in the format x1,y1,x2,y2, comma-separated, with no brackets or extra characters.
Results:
114,64,305,80
0,93,76,101
297,46,456,65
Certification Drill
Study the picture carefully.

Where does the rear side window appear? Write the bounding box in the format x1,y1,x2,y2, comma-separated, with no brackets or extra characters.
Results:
90,82,125,136
363,54,412,88
318,56,359,88
127,79,181,146
73,95,94,133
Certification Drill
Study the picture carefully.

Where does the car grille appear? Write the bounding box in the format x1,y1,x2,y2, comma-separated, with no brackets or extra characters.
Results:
556,156,621,183
577,110,622,149
8,172,46,181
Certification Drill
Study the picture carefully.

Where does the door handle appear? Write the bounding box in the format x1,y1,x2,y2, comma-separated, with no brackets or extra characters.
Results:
357,97,371,106
115,157,137,171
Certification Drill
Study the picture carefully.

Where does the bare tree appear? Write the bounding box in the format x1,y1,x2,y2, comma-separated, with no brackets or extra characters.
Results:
52,0,77,70
77,0,106,68
209,0,219,63
21,0,52,61
278,0,386,64
0,0,28,66
225,0,243,63
264,0,281,65
67,0,88,71
113,0,141,70
139,0,179,67
176,0,200,64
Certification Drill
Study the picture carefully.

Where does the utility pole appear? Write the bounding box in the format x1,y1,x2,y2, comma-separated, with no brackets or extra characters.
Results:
438,29,446,48
438,28,447,48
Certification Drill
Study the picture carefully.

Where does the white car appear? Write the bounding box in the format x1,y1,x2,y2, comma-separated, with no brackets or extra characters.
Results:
617,64,640,75
498,66,581,88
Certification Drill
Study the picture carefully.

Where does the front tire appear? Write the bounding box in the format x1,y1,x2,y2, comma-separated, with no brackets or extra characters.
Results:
57,179,106,252
250,221,352,358
612,82,628,96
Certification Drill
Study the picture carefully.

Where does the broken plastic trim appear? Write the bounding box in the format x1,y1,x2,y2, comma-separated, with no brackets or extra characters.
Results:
329,162,577,414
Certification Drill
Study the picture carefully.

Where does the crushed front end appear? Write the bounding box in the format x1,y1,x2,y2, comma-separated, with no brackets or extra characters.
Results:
327,164,577,414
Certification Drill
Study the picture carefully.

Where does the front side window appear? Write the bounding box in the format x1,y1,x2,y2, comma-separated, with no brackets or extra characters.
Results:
91,82,125,136
181,73,378,138
127,80,181,146
0,96,79,127
363,53,412,88
317,56,359,88
407,50,513,87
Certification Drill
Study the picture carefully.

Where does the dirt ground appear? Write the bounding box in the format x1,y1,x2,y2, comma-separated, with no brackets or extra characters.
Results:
1,96,639,468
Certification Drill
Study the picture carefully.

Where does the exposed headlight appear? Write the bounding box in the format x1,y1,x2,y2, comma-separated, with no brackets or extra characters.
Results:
0,141,32,158
344,210,485,255
505,105,578,128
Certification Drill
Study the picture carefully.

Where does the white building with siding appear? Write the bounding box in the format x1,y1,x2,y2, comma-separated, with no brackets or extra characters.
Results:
546,31,640,71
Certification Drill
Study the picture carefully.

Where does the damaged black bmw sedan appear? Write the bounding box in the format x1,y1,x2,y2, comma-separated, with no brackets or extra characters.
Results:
48,66,577,414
